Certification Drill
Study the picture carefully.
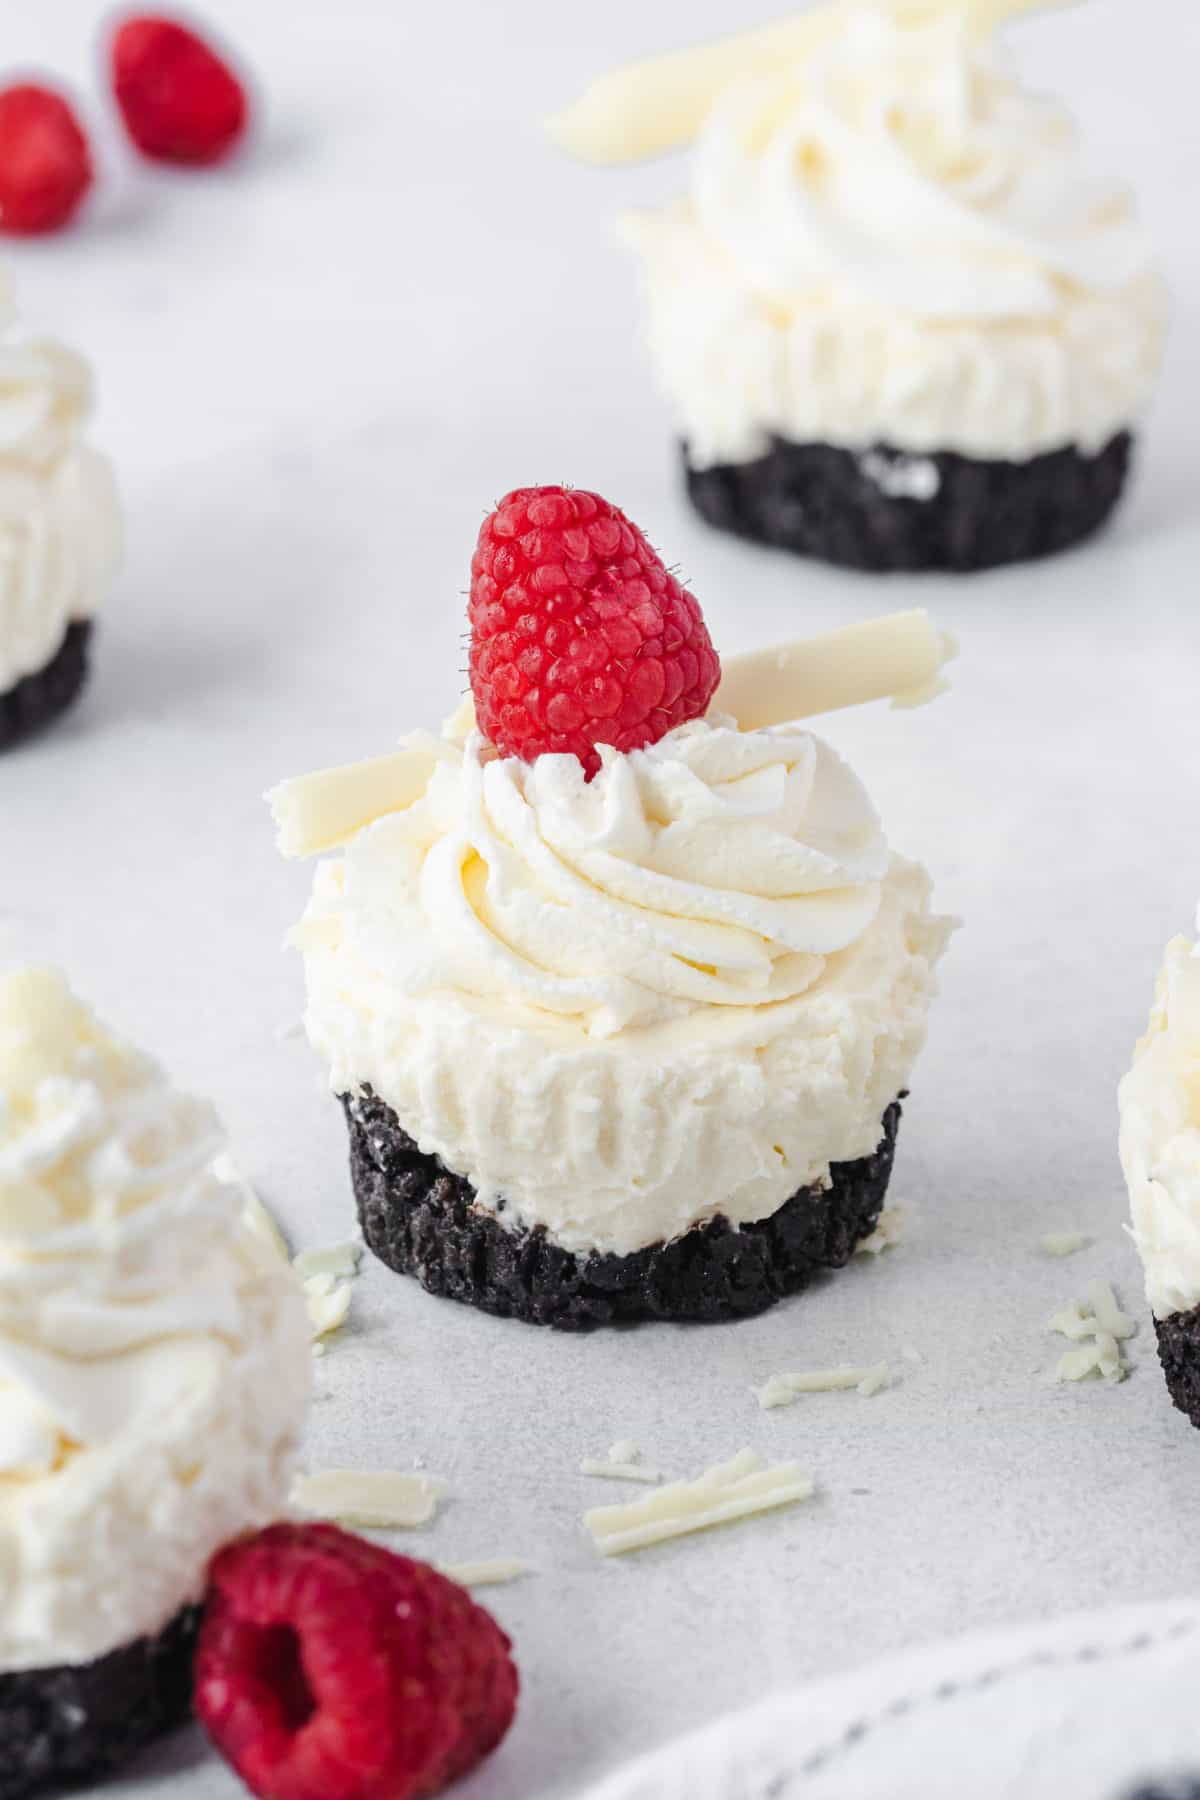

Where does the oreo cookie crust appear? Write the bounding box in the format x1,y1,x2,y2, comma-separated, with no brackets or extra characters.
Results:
1154,1304,1200,1429
345,1090,902,1330
682,432,1132,572
0,621,93,752
0,1603,199,1800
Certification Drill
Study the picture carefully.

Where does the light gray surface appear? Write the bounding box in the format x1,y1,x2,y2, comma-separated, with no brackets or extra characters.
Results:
2,0,1199,1795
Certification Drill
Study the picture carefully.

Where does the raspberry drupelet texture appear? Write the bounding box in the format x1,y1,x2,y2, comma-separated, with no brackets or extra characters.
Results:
0,84,93,235
111,16,248,166
469,485,720,776
194,1523,518,1800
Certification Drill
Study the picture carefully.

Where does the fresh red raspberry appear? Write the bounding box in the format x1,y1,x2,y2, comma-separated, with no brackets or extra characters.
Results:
110,15,248,165
195,1523,519,1800
469,485,721,776
0,85,92,235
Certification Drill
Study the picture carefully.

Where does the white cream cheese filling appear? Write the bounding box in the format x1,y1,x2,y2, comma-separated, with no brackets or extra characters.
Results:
1119,927,1200,1322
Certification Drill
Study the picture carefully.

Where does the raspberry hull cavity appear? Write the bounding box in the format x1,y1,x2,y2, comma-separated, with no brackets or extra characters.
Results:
195,1524,518,1800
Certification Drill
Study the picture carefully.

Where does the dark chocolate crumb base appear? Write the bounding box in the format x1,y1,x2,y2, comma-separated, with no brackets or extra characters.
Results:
1154,1304,1200,1429
682,432,1132,572
0,1604,199,1800
345,1090,901,1330
0,621,93,753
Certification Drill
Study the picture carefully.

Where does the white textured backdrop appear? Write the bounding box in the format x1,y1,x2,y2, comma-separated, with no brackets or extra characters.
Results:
2,1,1199,1795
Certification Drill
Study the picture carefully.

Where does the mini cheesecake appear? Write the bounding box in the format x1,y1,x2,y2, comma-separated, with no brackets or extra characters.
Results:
1119,923,1200,1427
0,968,310,1796
0,312,120,749
549,0,1164,572
271,487,954,1328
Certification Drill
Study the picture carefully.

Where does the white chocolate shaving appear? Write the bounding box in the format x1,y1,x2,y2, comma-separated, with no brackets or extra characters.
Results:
303,1274,354,1344
583,1449,814,1556
1086,1279,1137,1342
293,1470,445,1528
713,612,956,732
856,1206,907,1256
608,1439,641,1464
580,1458,662,1484
268,747,439,858
440,1559,527,1589
546,0,1077,165
1049,1299,1098,1341
755,1363,890,1410
269,610,952,860
293,1241,363,1282
1049,1280,1136,1383
1040,1232,1091,1258
215,1152,291,1262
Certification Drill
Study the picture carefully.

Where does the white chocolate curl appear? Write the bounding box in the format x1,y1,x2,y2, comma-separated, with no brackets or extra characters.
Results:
269,608,953,860
546,0,1080,165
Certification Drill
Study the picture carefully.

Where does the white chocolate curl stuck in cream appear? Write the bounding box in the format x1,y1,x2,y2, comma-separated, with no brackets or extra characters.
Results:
270,609,953,860
546,0,1078,165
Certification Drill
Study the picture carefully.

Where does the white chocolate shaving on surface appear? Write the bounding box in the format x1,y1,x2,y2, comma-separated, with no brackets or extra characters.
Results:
303,1272,354,1345
209,1159,362,1353
856,1206,907,1256
440,1559,527,1589
755,1363,890,1409
608,1439,641,1465
1040,1232,1092,1258
1085,1279,1137,1341
293,1470,445,1528
583,1450,814,1555
545,0,1072,164
214,1152,292,1262
1049,1280,1136,1383
293,1241,363,1282
580,1458,662,1485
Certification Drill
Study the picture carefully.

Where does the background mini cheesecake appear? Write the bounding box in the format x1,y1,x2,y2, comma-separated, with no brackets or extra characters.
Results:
0,291,121,750
0,967,311,1797
1119,921,1200,1428
271,486,954,1328
548,0,1165,573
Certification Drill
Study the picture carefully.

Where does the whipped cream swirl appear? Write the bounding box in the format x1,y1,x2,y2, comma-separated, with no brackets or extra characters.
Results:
294,717,950,1255
0,337,121,693
632,5,1164,462
0,967,310,1671
303,717,887,1038
1120,926,1200,1322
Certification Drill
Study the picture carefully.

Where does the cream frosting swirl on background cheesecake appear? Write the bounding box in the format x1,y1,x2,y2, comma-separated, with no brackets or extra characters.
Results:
0,967,310,1672
556,1,1164,466
276,615,954,1261
0,321,121,695
1119,923,1200,1323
